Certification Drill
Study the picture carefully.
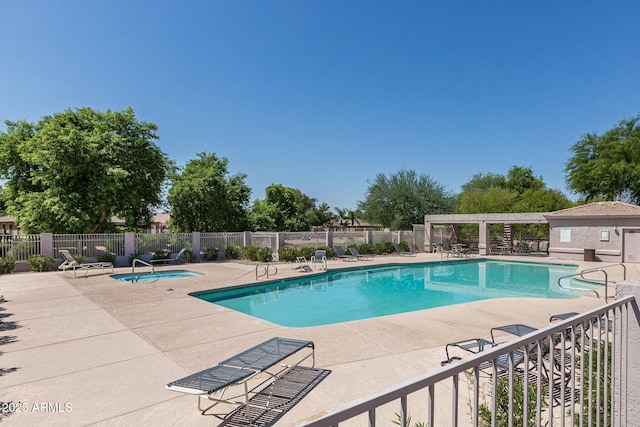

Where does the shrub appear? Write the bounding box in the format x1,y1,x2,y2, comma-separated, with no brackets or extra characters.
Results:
128,253,143,266
575,341,612,426
299,246,317,259
256,247,273,262
478,375,546,427
97,253,116,264
182,249,196,263
152,249,171,260
225,245,241,259
357,243,375,255
375,241,395,254
397,241,411,252
242,246,259,261
28,254,55,272
0,256,16,274
203,247,219,261
278,247,298,262
71,253,86,264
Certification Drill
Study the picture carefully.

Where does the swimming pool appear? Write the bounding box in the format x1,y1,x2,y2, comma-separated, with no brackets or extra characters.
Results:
193,260,598,327
111,270,203,282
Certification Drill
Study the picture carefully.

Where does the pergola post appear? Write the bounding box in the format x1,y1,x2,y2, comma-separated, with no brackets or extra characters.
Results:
478,222,490,255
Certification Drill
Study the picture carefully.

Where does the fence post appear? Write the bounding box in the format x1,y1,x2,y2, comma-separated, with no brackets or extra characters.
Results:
243,231,252,248
192,232,201,261
41,233,54,257
124,232,135,258
276,232,285,261
327,230,333,250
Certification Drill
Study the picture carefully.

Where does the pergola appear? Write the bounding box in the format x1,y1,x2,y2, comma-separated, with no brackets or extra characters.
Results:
424,212,549,255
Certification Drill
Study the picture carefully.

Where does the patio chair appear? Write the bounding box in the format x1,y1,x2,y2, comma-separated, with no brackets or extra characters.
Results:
58,249,114,278
310,250,327,270
491,322,574,406
348,247,373,261
440,337,527,375
334,246,357,261
393,243,416,257
292,256,312,272
149,248,187,265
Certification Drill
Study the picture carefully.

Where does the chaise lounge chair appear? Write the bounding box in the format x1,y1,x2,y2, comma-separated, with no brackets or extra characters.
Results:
348,247,373,261
393,243,416,257
58,249,114,278
149,248,187,265
334,246,357,261
292,256,312,272
166,337,316,418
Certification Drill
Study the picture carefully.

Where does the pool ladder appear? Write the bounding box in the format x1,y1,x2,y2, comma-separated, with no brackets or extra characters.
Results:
256,263,278,280
131,258,155,283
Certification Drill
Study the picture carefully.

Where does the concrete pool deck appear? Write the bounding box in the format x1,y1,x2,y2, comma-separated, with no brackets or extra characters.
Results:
0,253,635,426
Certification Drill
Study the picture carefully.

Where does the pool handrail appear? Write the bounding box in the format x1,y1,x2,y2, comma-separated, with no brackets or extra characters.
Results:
132,258,154,283
256,263,278,280
557,262,626,300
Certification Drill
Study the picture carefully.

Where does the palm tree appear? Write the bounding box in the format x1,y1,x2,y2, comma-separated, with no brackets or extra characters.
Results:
335,208,363,228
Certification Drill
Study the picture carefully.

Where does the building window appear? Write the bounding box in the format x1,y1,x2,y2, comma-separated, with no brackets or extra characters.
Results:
600,230,610,241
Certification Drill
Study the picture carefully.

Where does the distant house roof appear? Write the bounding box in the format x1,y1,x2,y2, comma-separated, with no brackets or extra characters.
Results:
545,201,640,218
152,212,171,224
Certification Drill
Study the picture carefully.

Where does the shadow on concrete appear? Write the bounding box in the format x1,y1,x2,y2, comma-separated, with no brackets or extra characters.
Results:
218,367,331,427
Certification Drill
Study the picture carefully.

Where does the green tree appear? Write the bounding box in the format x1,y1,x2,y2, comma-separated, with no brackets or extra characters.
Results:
167,152,251,232
457,187,519,214
250,184,315,231
505,166,545,194
461,172,507,192
358,169,453,230
0,107,172,233
565,114,640,203
457,166,572,214
306,202,336,228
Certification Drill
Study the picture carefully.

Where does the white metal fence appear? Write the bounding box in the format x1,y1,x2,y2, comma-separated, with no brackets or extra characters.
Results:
134,232,192,255
53,234,125,258
0,229,419,264
301,296,633,427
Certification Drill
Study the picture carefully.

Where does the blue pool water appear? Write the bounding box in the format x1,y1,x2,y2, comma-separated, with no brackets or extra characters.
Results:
111,270,203,282
194,260,598,328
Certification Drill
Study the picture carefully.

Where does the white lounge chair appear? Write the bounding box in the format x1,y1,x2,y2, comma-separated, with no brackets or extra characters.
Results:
58,249,113,277
149,248,187,264
292,256,312,272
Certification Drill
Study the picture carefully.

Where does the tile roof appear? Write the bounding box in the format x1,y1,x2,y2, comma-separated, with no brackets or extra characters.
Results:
546,201,640,218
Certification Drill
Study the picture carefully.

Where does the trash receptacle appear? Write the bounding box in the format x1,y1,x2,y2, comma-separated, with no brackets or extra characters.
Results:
584,249,596,261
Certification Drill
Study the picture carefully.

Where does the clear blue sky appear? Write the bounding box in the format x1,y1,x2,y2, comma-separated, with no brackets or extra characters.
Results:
2,1,639,210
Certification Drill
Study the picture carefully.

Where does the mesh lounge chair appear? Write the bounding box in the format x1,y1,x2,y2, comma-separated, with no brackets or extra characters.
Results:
149,248,187,264
58,249,113,277
334,246,357,261
166,337,315,417
393,243,416,257
348,247,373,261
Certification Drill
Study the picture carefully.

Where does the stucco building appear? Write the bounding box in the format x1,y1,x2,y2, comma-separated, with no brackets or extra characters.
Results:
546,201,640,263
